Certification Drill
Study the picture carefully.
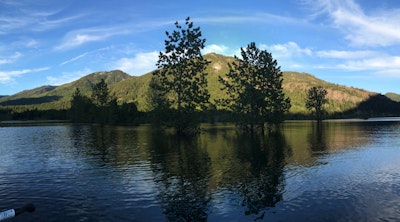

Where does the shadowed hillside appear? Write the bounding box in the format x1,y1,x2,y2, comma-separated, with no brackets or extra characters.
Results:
0,53,398,118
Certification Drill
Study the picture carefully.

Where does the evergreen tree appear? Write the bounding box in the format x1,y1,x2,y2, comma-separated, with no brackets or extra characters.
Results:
91,79,109,107
218,42,290,132
306,86,328,121
91,79,112,123
70,87,94,122
152,17,210,133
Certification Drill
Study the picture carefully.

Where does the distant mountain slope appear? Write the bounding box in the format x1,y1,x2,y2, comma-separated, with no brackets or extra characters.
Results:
385,92,400,102
0,70,131,108
282,72,375,114
0,53,396,116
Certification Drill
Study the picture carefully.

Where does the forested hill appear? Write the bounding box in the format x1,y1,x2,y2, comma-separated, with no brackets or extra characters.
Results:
0,53,399,117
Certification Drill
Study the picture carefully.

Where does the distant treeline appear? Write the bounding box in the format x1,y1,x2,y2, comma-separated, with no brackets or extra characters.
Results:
1,93,400,124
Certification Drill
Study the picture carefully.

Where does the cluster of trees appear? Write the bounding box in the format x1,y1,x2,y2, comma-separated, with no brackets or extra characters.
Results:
67,17,328,131
148,17,291,133
70,79,140,124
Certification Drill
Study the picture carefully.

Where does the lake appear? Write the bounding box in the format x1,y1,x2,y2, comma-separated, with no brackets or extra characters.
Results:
1,119,400,221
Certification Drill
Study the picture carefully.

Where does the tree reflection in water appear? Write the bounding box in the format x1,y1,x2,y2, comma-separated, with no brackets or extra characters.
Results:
308,122,328,153
149,131,211,221
234,131,289,217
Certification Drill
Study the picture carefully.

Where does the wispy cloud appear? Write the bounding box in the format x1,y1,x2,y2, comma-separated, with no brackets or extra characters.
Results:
305,0,400,47
337,56,400,72
54,27,123,51
0,5,85,35
54,20,166,51
0,52,22,65
316,50,378,59
196,12,306,25
113,51,159,75
0,67,49,83
314,49,400,78
60,52,89,65
261,42,312,58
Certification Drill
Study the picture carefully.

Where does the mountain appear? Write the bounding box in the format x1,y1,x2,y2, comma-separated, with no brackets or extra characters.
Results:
0,70,131,109
0,53,397,117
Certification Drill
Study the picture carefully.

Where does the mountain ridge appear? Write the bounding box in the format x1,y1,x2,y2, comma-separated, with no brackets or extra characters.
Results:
0,53,398,116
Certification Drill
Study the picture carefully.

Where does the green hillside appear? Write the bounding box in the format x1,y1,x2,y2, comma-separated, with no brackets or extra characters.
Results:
385,92,400,102
282,72,375,114
0,53,393,117
0,70,131,109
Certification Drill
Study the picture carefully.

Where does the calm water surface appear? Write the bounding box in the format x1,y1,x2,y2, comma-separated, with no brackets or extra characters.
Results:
1,120,400,221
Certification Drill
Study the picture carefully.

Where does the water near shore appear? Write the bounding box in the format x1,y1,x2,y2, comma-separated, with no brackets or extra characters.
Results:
1,120,400,221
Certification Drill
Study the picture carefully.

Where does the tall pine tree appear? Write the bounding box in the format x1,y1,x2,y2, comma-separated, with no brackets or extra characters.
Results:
219,42,290,132
152,17,210,133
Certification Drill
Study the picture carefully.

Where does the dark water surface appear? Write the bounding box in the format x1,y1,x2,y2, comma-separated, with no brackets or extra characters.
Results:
1,120,400,221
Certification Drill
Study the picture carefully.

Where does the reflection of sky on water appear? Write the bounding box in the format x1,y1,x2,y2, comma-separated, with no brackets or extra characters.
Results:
2,121,400,221
277,136,400,221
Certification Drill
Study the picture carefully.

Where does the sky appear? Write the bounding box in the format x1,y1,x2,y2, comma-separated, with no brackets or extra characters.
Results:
1,0,400,95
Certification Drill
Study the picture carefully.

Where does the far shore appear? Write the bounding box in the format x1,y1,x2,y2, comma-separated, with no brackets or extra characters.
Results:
0,120,71,126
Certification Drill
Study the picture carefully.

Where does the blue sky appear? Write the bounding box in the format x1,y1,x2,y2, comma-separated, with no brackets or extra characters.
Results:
1,0,400,95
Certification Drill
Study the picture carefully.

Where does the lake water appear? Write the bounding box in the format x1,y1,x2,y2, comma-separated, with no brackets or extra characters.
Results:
1,120,400,221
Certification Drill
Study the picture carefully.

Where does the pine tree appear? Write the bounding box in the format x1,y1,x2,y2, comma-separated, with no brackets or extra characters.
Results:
152,17,210,133
70,87,93,122
218,42,290,132
306,86,328,121
91,79,109,107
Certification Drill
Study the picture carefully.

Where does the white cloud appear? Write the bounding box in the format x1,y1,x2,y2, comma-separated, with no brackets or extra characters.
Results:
54,26,129,51
316,50,378,59
55,32,107,51
307,0,400,47
261,42,312,58
113,51,159,75
202,44,229,55
0,67,49,83
338,56,400,71
0,52,22,65
46,68,92,86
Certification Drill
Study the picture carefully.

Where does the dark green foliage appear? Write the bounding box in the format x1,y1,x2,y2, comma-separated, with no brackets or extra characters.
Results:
91,79,110,107
152,17,210,133
70,80,140,125
118,102,140,124
70,88,94,122
10,109,67,120
0,108,12,121
146,77,171,126
218,42,290,131
305,86,328,121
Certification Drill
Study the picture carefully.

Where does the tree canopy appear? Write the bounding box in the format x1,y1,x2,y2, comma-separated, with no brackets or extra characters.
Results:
305,86,328,121
151,17,210,133
218,42,291,132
